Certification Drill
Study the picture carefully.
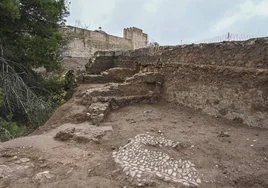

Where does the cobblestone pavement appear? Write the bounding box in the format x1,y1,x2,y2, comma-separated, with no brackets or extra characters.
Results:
112,133,201,187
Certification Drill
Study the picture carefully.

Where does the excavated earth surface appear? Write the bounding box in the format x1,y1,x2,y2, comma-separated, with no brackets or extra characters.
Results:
1,74,268,188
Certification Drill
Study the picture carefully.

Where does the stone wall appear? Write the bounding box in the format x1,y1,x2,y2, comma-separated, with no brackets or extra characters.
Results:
87,38,268,128
86,52,116,74
63,26,148,59
124,27,148,49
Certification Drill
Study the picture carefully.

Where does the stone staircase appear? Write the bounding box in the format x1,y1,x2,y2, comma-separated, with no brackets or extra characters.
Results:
75,68,163,125
78,67,138,84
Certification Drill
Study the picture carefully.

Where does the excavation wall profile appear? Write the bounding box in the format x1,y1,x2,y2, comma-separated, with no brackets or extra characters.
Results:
87,38,268,128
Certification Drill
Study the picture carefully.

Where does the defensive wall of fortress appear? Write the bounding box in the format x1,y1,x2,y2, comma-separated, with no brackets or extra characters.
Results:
87,38,268,128
63,26,148,59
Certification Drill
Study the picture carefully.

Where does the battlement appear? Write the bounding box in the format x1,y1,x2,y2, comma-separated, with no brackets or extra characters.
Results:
124,27,148,49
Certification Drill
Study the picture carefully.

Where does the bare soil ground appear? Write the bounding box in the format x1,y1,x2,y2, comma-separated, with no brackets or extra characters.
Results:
0,84,268,188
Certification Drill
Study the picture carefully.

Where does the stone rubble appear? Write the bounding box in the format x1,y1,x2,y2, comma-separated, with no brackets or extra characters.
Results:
33,171,54,182
54,124,113,143
112,133,201,187
87,102,110,125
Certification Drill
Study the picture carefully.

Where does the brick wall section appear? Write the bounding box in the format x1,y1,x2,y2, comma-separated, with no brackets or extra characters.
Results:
88,38,268,128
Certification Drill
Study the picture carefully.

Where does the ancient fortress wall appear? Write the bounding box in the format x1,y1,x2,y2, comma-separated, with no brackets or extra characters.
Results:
63,26,148,59
124,27,148,49
88,38,268,128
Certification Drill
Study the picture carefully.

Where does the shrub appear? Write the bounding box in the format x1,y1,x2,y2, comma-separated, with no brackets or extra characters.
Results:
41,75,67,107
0,119,26,142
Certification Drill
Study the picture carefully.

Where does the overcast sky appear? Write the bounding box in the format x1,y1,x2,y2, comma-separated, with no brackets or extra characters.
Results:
66,0,268,45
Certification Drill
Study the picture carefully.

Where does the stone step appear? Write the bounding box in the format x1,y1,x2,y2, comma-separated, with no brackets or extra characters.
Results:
125,72,164,84
81,74,110,84
96,95,159,110
78,67,137,84
76,71,164,126
83,82,161,98
80,95,159,125
58,102,110,125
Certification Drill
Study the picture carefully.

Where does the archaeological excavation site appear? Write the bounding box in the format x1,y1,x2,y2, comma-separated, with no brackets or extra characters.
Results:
1,28,268,188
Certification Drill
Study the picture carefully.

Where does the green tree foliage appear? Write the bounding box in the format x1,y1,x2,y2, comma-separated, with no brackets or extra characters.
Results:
0,0,70,141
41,75,67,107
1,0,69,71
0,0,20,21
0,88,25,142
